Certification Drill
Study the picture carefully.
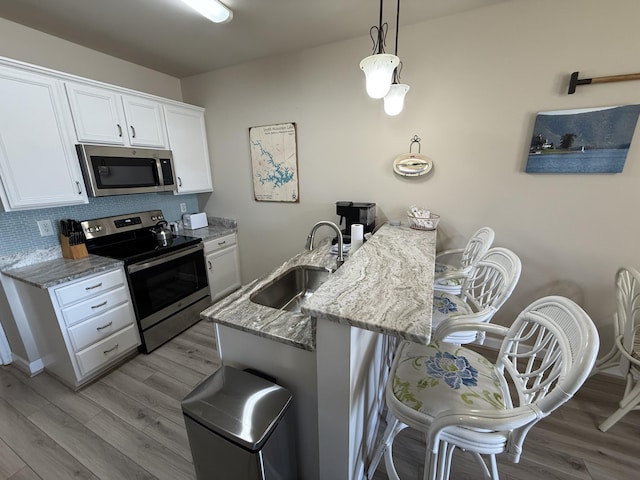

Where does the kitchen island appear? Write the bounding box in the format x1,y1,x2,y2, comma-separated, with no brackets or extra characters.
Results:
201,223,435,479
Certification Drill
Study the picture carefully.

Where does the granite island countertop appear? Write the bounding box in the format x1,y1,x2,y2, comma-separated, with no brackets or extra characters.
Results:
302,224,435,344
200,240,337,351
201,223,436,350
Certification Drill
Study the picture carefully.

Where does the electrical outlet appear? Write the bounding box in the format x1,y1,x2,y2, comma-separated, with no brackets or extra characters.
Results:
180,203,187,213
37,220,54,236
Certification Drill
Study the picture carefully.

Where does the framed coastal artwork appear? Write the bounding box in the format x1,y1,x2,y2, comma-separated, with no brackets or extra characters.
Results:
249,122,299,202
525,105,640,173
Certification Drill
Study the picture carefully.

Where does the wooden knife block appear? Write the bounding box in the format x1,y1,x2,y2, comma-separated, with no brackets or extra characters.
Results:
60,235,88,260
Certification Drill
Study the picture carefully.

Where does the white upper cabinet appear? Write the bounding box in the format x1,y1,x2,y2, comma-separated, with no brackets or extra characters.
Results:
164,103,213,194
0,66,88,210
65,82,167,148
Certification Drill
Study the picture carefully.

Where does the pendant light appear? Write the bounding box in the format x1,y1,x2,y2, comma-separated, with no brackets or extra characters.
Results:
360,0,400,99
180,0,233,24
384,0,409,116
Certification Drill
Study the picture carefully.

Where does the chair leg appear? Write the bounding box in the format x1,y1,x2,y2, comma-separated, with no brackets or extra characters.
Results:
599,376,640,432
469,452,496,480
424,440,456,480
382,420,409,480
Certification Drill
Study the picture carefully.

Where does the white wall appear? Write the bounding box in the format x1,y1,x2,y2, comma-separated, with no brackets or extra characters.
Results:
182,0,640,351
0,17,182,100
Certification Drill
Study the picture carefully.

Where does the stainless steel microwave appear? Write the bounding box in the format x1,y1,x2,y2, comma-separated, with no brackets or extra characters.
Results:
76,144,176,197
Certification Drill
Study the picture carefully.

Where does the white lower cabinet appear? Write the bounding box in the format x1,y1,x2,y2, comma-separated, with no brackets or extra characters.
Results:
16,267,139,389
205,234,241,302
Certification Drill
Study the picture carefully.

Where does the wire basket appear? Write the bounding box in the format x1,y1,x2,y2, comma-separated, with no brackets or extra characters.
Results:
407,212,440,231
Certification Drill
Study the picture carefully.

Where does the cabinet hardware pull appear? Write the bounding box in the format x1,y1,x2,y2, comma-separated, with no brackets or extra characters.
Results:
117,124,123,137
130,125,136,138
177,176,183,187
208,260,212,270
76,181,82,195
218,241,226,246
96,321,113,331
103,344,119,354
91,301,108,309
85,283,103,290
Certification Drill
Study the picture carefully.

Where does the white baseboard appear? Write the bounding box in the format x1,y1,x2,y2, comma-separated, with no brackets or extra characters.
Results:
10,353,44,376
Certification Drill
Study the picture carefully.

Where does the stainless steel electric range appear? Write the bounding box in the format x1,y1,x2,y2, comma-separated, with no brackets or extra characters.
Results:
81,210,210,353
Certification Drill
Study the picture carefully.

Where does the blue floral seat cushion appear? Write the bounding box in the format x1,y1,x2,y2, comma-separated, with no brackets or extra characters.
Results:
391,340,506,418
432,292,473,330
434,262,463,287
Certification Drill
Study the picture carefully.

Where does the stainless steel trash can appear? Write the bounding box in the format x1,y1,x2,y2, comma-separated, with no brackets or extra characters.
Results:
182,366,296,480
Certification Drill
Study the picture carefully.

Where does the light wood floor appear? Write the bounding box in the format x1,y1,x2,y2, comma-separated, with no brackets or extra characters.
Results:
0,320,638,480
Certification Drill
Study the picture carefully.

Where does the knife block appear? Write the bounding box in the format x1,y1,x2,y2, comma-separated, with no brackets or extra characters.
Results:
60,235,89,260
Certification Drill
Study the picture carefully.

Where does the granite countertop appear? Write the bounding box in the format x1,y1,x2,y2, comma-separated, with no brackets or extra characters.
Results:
303,224,436,345
201,223,436,350
1,255,124,289
200,240,337,351
179,217,237,242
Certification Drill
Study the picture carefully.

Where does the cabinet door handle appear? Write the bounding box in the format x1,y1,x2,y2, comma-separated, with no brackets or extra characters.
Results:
130,125,136,138
208,260,212,270
96,321,113,331
75,181,82,195
103,344,119,354
218,240,226,246
177,176,183,187
117,124,123,137
85,283,103,290
91,301,108,309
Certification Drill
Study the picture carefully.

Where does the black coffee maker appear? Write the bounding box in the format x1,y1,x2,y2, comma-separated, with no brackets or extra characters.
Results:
336,201,376,243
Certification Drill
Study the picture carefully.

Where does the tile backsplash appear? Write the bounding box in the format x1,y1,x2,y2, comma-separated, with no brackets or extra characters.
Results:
0,193,199,256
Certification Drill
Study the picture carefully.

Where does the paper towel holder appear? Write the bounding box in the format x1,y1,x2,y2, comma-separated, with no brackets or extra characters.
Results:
393,135,433,177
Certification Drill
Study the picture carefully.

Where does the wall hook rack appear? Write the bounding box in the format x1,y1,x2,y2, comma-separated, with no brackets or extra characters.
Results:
568,70,640,94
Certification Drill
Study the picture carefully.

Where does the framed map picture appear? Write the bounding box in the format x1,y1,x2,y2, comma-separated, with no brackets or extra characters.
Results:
249,122,299,202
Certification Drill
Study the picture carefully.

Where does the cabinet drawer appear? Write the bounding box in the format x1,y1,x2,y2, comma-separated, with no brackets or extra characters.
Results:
55,269,125,307
204,233,237,254
61,285,130,327
75,324,140,376
68,302,135,352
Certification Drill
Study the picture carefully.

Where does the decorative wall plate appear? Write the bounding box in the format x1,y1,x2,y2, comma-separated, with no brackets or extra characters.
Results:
393,135,433,177
393,153,433,176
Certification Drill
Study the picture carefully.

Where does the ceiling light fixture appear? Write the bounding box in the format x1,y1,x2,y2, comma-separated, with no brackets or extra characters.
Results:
384,0,409,116
180,0,233,24
359,0,400,99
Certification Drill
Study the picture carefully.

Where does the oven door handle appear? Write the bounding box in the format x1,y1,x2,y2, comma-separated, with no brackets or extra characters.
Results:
127,243,203,274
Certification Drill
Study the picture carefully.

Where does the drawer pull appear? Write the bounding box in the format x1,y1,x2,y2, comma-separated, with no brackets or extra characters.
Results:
91,301,108,310
85,283,103,291
218,240,226,246
103,344,119,355
96,321,113,331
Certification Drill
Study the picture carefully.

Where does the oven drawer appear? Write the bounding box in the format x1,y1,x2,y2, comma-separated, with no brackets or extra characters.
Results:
61,285,130,327
75,324,140,376
55,268,126,307
204,233,237,254
68,302,135,352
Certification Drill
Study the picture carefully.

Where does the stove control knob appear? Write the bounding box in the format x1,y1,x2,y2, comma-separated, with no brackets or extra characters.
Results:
151,215,158,221
88,227,94,233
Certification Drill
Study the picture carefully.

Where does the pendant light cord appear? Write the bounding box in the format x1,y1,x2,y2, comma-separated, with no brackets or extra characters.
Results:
392,0,402,84
369,0,389,54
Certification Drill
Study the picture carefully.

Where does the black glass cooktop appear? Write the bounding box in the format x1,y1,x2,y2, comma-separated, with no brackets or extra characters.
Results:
87,232,202,265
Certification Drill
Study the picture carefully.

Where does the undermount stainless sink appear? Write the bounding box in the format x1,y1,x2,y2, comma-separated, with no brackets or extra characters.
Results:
250,265,332,313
